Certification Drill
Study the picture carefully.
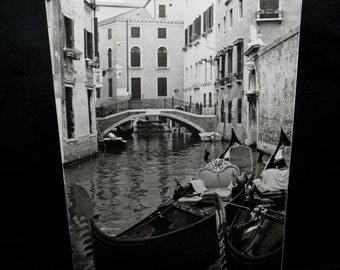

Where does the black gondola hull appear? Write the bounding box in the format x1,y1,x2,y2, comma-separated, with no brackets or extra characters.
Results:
91,208,219,270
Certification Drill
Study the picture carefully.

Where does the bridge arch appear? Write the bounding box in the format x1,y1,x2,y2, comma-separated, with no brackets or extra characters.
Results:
100,111,206,136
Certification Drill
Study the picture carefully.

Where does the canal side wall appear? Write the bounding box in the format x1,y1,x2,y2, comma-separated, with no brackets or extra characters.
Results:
63,135,98,167
255,27,299,153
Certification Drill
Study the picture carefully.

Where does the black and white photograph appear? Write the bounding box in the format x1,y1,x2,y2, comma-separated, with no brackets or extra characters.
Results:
2,0,340,270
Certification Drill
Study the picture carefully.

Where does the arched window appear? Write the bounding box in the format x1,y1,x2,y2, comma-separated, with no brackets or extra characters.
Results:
157,47,167,67
221,100,225,123
107,48,112,68
130,46,141,67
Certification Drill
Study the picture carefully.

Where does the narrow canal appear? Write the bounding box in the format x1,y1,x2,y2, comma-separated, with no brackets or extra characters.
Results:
63,132,231,270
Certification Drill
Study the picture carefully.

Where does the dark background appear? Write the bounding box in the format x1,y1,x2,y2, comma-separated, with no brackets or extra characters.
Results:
1,0,339,269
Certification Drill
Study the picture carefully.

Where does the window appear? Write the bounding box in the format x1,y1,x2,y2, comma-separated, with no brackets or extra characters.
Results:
108,28,112,40
237,98,242,123
189,24,193,43
193,15,201,39
64,16,74,48
195,63,198,84
239,0,244,18
157,47,167,67
203,93,206,108
158,78,167,96
131,27,140,38
228,100,232,123
229,9,233,27
65,87,75,139
107,48,112,68
108,79,113,97
227,48,233,74
130,46,141,67
87,89,93,134
258,0,280,19
221,100,225,122
209,92,212,107
223,16,227,33
84,29,93,59
159,5,166,18
203,5,214,32
96,88,100,99
236,41,243,78
204,61,207,81
158,28,167,39
184,28,188,46
221,54,226,79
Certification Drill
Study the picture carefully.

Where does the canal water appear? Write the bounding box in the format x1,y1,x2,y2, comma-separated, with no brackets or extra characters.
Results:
63,132,230,270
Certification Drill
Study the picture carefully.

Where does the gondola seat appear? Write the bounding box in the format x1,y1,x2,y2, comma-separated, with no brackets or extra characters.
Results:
179,164,240,203
252,178,287,210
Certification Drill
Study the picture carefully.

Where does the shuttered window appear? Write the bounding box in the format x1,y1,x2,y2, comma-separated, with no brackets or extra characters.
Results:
203,5,214,32
64,16,74,48
237,98,242,123
228,100,232,123
185,28,188,46
84,29,93,59
221,100,225,122
227,49,233,74
236,41,243,78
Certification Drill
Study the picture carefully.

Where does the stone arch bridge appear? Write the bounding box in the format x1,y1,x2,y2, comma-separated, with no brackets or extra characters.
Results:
97,109,217,136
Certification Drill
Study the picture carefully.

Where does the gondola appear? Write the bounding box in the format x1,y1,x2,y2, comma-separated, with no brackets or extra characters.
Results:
74,129,254,270
214,127,291,270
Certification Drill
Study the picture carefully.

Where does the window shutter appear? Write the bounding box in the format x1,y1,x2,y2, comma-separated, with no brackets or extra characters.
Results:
84,29,88,58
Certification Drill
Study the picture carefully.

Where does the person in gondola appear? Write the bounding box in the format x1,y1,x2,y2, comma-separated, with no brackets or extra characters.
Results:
253,146,291,192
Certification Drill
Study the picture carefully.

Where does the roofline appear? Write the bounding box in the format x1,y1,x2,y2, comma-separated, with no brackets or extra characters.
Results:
96,1,145,8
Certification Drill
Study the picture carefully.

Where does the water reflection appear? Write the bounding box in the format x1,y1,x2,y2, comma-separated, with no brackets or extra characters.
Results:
63,132,229,270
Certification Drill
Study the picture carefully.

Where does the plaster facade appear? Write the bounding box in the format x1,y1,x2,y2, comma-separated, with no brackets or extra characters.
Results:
97,0,184,107
45,0,98,166
255,27,299,153
182,0,217,116
213,0,302,144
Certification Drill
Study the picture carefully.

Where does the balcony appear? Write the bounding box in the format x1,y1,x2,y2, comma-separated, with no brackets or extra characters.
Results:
255,9,283,23
63,48,82,60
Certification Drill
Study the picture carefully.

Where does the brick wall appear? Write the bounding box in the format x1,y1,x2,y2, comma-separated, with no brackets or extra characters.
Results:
255,27,299,153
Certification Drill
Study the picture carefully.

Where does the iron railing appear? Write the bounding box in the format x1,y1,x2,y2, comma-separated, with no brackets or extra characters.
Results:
96,98,211,117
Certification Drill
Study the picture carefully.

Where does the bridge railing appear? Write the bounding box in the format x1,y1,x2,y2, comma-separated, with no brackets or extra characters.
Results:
96,98,216,117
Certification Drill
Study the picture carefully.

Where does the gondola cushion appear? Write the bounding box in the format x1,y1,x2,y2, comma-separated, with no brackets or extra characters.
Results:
196,164,240,188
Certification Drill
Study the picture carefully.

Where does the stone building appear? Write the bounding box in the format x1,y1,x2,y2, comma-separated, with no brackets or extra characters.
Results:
251,27,300,153
45,0,99,165
182,0,217,115
213,0,302,146
96,0,185,106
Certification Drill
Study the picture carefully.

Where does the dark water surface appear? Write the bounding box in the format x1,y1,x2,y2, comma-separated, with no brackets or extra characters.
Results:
63,132,230,270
